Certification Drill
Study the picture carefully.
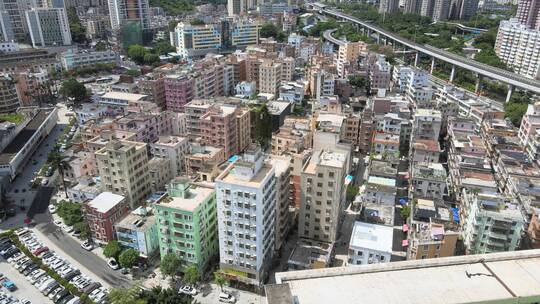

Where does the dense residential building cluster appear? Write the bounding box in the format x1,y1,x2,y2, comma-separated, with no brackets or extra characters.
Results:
1,0,540,303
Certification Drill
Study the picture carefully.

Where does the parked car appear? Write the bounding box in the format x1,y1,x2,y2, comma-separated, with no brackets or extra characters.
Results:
80,241,93,251
179,285,198,296
33,246,49,256
53,289,69,303
218,292,236,303
53,220,62,227
1,279,17,291
48,205,57,214
107,258,119,270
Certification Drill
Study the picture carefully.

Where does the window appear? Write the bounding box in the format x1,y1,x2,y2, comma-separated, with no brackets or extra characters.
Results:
380,256,385,261
423,245,429,251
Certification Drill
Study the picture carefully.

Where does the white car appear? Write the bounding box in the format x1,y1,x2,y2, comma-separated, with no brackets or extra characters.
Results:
62,225,74,233
218,292,236,303
53,220,62,227
81,241,93,251
179,285,198,296
48,205,57,214
107,258,119,270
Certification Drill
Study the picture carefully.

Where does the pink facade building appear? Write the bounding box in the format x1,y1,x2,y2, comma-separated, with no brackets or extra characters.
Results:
165,74,194,112
199,104,251,158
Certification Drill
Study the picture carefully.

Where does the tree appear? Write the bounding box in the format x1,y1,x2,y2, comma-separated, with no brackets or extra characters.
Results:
67,7,87,44
95,41,108,51
103,240,122,260
119,249,140,269
183,265,200,285
140,286,192,303
505,101,528,126
400,205,411,220
108,284,146,304
153,41,175,55
47,151,72,197
59,78,89,105
213,271,229,292
260,23,279,39
127,45,148,65
160,253,182,280
143,53,160,65
346,185,359,202
56,200,83,226
74,221,91,240
191,19,205,25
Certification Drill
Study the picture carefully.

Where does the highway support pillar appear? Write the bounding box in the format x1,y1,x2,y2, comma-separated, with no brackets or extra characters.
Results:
430,57,435,74
449,65,456,83
414,52,419,67
376,33,380,44
506,84,514,103
475,75,482,93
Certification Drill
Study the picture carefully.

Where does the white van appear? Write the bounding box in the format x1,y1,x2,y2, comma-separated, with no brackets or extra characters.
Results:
218,292,236,303
38,278,56,292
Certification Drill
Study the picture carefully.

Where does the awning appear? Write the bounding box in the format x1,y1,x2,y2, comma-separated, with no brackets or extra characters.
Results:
451,208,460,223
399,198,408,205
402,224,409,232
402,240,409,247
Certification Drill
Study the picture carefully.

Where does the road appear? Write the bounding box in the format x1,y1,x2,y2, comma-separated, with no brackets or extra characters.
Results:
314,4,540,94
1,104,70,231
32,213,132,288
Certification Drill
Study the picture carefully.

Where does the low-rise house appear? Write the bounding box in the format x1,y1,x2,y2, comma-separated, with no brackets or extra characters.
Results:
410,163,447,201
83,192,129,244
360,176,396,205
348,221,393,266
114,207,159,258
461,191,525,254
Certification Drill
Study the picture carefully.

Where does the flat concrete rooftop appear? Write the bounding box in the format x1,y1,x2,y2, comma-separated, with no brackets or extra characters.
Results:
270,249,540,304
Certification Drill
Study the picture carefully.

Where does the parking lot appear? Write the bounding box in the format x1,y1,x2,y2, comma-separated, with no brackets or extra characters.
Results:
1,259,53,304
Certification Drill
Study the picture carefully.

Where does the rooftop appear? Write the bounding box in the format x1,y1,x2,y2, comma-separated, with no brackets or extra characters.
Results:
101,92,147,101
272,249,540,304
367,176,396,188
0,110,52,165
349,221,393,253
159,183,214,212
115,207,155,231
87,192,125,214
288,239,333,269
412,139,440,152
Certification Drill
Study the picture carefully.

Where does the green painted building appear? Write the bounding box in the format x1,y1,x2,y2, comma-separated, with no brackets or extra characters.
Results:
153,177,218,272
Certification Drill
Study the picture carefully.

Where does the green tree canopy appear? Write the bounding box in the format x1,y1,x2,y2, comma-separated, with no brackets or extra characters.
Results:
160,253,182,279
108,284,146,304
59,78,89,105
119,249,140,269
214,271,229,292
47,151,72,197
67,7,87,44
74,222,91,240
104,240,122,260
56,200,82,226
183,265,200,285
127,45,148,65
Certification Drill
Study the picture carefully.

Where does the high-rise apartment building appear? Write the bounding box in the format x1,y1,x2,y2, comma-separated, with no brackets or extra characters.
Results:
95,140,151,208
0,10,14,42
185,100,251,158
0,73,20,113
379,0,399,14
268,155,292,253
336,42,366,78
25,7,71,47
299,150,347,244
495,19,540,80
404,0,422,14
228,0,245,16
516,0,540,30
259,59,282,95
150,135,189,178
432,0,451,21
153,178,219,272
215,145,276,287
108,0,149,31
0,0,34,42
172,22,222,58
230,20,260,47
412,109,442,141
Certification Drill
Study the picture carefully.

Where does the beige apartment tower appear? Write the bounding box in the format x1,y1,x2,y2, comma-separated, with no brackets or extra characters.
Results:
299,150,347,243
95,140,151,208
